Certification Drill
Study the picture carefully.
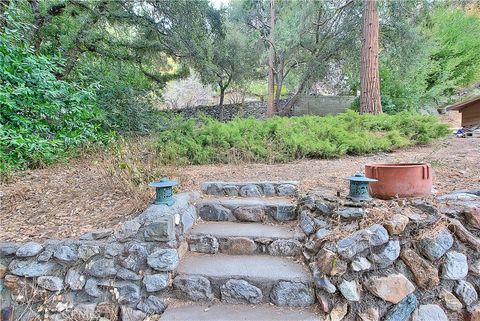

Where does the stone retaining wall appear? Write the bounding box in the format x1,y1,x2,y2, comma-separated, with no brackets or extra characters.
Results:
0,192,199,321
298,189,480,321
171,96,353,122
172,101,273,121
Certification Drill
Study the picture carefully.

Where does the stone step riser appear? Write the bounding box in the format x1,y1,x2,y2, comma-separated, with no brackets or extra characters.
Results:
187,234,303,257
201,182,298,198
196,202,297,223
174,254,314,308
173,274,314,307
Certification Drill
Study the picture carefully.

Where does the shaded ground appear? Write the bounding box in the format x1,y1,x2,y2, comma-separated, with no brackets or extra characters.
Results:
1,135,478,242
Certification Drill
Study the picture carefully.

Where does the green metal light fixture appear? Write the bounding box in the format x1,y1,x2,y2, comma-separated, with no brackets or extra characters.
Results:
149,177,178,206
345,172,377,202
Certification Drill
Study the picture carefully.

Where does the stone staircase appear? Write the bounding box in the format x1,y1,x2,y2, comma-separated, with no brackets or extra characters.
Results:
161,181,316,320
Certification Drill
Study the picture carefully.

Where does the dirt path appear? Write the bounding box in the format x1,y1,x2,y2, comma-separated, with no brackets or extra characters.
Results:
1,137,478,242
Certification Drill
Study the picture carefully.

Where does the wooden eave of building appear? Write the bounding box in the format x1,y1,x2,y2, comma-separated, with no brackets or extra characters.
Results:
447,95,480,111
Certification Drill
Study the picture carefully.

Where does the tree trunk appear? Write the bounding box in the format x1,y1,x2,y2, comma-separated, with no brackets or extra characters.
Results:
274,57,283,110
219,86,225,121
266,0,276,118
360,0,382,114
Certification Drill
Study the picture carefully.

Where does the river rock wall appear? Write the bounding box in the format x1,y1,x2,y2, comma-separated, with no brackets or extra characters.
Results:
0,192,200,321
298,189,480,321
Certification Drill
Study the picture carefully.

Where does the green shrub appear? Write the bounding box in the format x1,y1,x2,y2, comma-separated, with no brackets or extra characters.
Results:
155,111,449,165
0,20,111,174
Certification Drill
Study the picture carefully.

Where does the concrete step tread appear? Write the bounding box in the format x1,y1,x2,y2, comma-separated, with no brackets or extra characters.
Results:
196,196,296,206
176,253,311,283
160,302,318,321
190,222,304,240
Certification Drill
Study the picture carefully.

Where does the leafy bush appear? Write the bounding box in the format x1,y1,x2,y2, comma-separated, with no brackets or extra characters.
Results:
0,21,110,174
155,111,449,165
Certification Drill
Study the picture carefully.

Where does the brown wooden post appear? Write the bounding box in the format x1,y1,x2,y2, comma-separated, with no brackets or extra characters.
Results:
360,0,382,114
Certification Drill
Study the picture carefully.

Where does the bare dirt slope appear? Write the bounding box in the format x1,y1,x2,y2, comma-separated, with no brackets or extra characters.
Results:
1,137,478,242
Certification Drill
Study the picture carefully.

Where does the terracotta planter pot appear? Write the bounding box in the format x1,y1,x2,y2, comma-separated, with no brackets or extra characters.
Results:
365,163,432,200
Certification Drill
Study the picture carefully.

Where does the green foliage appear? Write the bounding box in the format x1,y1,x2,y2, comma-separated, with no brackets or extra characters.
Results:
0,20,110,174
155,111,449,165
72,57,165,134
426,8,480,98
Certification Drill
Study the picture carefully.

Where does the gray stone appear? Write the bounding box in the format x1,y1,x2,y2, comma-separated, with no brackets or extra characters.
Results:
115,220,141,242
144,216,175,242
276,184,297,196
418,229,453,261
412,304,448,321
268,239,302,256
16,242,43,257
137,295,167,314
53,245,77,263
315,228,331,240
37,250,53,262
120,306,146,321
270,281,314,307
271,205,297,221
337,207,365,220
441,251,468,280
261,183,276,196
188,235,219,254
369,240,400,267
299,211,316,235
143,273,169,292
454,280,478,306
313,271,336,294
117,267,141,281
220,279,263,304
239,184,261,197
384,294,417,321
233,206,266,222
173,275,214,301
85,258,117,277
121,244,148,272
77,244,101,261
337,224,389,260
65,268,85,290
351,257,372,272
84,278,102,297
37,276,63,291
198,204,234,221
0,243,19,256
104,243,123,257
147,249,179,271
180,206,197,233
338,279,360,301
223,185,240,196
9,260,60,277
315,202,333,215
202,182,223,196
117,282,141,304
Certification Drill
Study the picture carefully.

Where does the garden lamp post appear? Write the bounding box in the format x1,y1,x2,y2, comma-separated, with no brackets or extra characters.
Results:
345,172,377,202
149,177,178,206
